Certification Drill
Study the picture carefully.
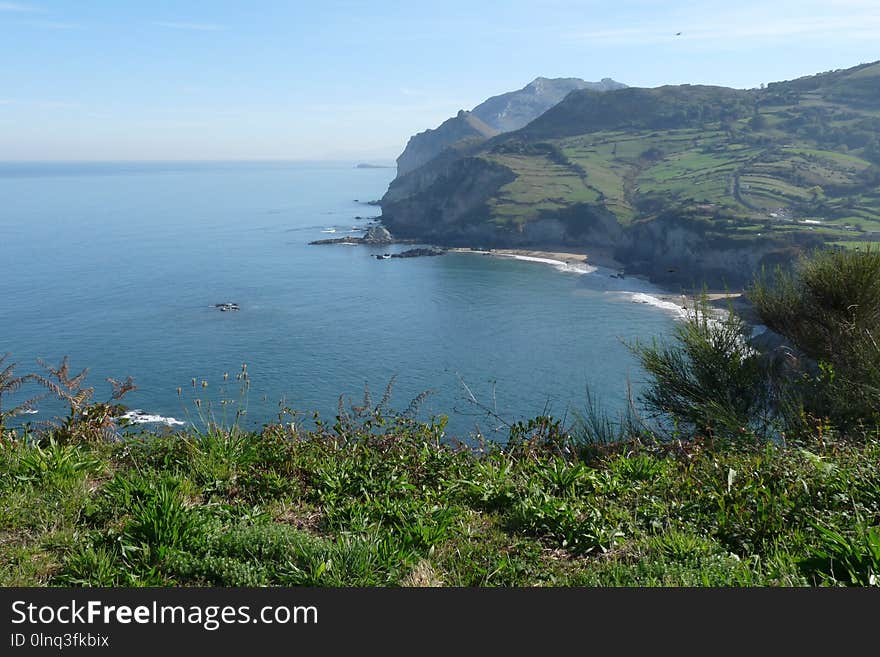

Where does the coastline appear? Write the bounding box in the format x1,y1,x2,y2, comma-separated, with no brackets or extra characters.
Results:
446,244,759,328
447,245,624,271
311,224,762,330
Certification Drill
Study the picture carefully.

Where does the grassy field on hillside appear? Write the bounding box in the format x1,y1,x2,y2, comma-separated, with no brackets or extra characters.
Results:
482,122,877,241
468,63,880,251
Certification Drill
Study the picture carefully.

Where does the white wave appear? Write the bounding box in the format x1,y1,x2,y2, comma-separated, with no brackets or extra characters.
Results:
623,292,737,332
551,261,597,275
627,292,690,318
120,410,185,427
21,409,39,415
321,228,337,233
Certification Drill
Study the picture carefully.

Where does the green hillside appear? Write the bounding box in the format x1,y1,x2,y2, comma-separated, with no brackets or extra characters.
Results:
480,63,880,243
381,61,880,282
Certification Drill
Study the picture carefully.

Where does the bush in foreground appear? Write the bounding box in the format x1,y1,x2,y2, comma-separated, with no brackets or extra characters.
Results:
751,246,880,429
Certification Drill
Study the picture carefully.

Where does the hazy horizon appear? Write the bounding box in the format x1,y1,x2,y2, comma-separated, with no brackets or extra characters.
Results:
2,0,878,160
0,157,398,163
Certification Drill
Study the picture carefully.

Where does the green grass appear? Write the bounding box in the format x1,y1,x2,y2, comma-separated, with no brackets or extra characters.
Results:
830,240,880,250
2,415,878,587
483,153,599,225
781,146,872,170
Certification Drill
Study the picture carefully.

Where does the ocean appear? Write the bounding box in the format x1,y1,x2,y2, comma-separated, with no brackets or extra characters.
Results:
0,160,680,441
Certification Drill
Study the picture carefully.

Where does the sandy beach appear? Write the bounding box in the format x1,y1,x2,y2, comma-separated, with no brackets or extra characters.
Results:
447,246,760,324
447,246,625,270
649,291,763,328
655,291,743,308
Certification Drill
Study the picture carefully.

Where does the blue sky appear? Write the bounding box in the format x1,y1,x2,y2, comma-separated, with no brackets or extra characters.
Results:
1,0,878,160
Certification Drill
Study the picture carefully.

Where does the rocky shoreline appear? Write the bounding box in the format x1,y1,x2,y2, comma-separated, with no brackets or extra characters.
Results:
309,221,765,333
309,224,406,246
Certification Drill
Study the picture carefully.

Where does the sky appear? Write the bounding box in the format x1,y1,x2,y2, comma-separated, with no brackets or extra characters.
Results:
1,0,878,161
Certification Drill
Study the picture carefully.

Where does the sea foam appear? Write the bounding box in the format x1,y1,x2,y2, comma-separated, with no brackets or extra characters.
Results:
120,410,186,427
627,292,690,318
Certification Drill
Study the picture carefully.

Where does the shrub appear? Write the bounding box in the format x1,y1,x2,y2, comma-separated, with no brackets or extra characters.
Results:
631,297,775,439
751,247,880,430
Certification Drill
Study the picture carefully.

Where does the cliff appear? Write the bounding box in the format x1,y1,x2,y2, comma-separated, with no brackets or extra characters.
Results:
394,76,626,178
396,111,499,178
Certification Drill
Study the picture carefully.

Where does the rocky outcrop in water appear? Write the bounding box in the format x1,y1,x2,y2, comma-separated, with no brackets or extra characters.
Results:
310,224,401,247
362,225,393,244
310,236,362,245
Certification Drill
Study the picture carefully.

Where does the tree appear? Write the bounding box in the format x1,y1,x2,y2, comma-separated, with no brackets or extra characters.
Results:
749,102,766,131
865,138,880,165
751,247,880,428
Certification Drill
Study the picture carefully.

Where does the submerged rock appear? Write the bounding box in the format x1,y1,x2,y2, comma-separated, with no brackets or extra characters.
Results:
309,223,414,247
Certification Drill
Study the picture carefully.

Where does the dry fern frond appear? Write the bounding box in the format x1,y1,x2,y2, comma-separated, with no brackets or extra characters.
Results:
34,356,94,412
108,376,137,400
0,353,43,426
377,375,397,413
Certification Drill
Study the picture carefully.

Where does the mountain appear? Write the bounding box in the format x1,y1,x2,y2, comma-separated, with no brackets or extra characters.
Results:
394,76,626,178
395,111,500,178
472,76,626,133
380,61,880,288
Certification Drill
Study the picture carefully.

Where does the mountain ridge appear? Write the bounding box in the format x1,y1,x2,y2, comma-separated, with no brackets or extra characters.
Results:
394,76,627,178
470,76,626,133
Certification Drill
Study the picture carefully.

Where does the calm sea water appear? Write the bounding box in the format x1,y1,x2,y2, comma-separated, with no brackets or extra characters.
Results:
0,161,678,441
